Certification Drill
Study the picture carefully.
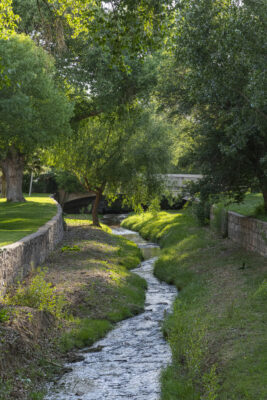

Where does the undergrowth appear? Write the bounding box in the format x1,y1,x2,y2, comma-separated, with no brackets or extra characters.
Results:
4,268,66,319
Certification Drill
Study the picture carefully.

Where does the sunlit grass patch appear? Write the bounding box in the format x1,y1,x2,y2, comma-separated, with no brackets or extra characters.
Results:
64,214,111,232
0,194,57,246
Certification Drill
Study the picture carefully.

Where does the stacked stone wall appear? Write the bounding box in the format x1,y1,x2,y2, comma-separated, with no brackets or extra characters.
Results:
210,206,267,257
228,211,267,257
0,200,63,297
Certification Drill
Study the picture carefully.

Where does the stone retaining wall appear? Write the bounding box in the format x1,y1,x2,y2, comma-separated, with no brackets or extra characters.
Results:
0,200,64,297
228,211,267,257
211,206,267,257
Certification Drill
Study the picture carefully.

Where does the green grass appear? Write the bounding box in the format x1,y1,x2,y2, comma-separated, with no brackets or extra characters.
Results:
0,194,57,246
122,210,267,400
219,193,267,221
60,319,112,351
64,214,110,232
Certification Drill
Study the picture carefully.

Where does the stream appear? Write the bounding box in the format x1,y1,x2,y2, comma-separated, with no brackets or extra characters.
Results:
46,215,177,400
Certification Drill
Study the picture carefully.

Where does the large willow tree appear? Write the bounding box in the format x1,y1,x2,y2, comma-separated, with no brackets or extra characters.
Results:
50,109,172,225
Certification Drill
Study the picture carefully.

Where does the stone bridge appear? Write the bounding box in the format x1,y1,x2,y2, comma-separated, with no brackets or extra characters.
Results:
164,174,203,196
58,174,202,212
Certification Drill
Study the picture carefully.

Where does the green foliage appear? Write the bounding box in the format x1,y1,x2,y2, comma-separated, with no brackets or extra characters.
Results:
5,269,66,319
51,109,172,224
0,306,10,323
46,0,172,70
61,245,80,253
192,200,211,226
60,318,112,351
0,33,72,171
253,280,267,301
210,204,228,237
23,171,57,194
201,365,220,400
148,197,161,216
54,170,85,193
29,391,45,400
0,0,19,39
157,0,267,208
225,193,267,222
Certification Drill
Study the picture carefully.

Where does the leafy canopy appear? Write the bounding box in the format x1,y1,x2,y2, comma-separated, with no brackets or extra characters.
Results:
157,0,267,204
47,0,172,66
0,33,73,159
49,107,172,207
0,0,19,39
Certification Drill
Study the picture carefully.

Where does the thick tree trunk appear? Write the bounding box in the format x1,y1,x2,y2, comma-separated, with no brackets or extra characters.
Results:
1,148,25,202
92,190,102,226
262,188,267,213
1,170,7,198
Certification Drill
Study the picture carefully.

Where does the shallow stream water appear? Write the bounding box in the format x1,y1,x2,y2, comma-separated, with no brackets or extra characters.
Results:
46,215,177,400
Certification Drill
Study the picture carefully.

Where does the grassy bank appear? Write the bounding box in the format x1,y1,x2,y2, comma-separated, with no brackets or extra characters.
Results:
217,193,267,222
0,215,145,399
0,194,57,246
122,210,267,400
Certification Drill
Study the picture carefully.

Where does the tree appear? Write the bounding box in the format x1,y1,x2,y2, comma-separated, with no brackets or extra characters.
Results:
9,1,173,215
0,0,19,39
0,34,73,201
46,0,172,66
50,109,172,225
157,0,267,209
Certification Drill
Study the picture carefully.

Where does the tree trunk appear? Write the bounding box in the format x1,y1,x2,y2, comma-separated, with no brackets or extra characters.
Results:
1,148,25,202
262,188,267,213
92,189,102,226
1,170,7,198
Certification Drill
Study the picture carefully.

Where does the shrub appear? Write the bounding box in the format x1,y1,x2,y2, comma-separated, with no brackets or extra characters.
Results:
210,204,228,238
253,280,267,301
0,306,10,323
192,200,211,226
201,365,219,400
5,269,65,319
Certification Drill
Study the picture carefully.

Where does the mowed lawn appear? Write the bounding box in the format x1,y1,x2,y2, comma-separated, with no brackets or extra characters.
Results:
0,194,57,247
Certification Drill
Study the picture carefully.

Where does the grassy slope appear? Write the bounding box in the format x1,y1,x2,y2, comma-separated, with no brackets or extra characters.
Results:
219,193,267,222
0,215,145,399
58,216,146,351
122,210,267,400
0,194,57,246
